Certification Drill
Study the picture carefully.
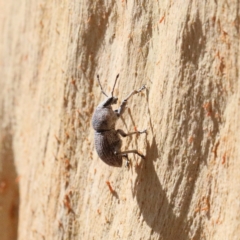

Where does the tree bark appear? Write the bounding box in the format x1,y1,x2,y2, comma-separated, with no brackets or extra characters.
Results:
0,0,240,239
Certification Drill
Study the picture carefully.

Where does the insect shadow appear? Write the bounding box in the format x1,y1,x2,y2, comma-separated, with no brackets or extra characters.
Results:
131,89,190,240
132,137,189,239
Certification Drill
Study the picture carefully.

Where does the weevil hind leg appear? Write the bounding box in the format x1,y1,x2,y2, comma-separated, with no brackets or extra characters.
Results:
115,150,145,159
117,129,147,137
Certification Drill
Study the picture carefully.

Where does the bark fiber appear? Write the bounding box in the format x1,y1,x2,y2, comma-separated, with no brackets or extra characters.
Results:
0,0,240,240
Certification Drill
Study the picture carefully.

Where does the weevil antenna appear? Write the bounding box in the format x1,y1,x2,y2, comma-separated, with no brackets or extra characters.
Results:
97,75,108,97
111,74,119,97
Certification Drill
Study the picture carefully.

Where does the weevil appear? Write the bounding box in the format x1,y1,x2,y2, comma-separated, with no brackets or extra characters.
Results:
92,74,147,167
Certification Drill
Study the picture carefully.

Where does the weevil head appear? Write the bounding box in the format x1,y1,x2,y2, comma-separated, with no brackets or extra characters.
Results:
102,96,118,107
111,96,118,104
92,74,119,131
92,96,119,131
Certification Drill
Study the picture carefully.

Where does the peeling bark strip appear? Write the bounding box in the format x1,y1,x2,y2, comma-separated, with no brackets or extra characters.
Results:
0,0,240,240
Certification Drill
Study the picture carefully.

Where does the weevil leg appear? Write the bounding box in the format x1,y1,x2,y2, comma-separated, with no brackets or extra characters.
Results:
115,150,145,159
117,129,147,137
122,154,130,168
116,85,146,116
124,85,146,101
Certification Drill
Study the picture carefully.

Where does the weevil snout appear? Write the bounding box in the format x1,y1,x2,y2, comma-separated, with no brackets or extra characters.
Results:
112,97,118,104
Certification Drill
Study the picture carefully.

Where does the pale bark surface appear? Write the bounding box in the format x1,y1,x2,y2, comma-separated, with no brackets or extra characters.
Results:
0,1,240,240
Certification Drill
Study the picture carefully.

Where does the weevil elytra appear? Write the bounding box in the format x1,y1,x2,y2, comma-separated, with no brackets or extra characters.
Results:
92,74,147,167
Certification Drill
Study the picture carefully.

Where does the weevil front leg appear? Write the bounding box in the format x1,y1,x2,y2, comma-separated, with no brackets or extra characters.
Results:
117,129,147,137
115,85,146,117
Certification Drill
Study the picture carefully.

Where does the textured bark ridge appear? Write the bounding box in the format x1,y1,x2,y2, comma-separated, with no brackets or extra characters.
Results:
0,1,240,239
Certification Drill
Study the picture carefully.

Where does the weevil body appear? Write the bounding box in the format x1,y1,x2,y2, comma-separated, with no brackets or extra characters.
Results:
92,74,146,167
